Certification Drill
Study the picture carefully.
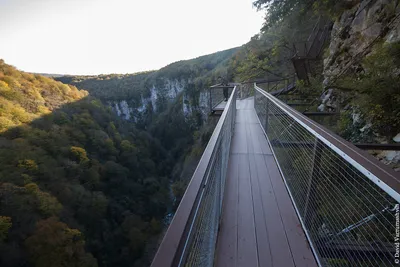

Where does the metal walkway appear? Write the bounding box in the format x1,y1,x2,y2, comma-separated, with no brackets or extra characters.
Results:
152,85,400,267
215,97,316,267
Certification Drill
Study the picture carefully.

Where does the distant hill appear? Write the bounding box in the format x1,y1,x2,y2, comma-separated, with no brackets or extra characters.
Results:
55,47,239,102
31,72,65,78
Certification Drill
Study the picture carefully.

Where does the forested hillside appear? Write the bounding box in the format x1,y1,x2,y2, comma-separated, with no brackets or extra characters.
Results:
57,48,238,201
0,48,238,267
0,60,171,266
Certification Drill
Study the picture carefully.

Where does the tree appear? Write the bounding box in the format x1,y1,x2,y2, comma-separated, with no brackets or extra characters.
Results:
0,216,12,242
25,183,62,216
26,217,98,267
70,146,89,164
253,0,305,29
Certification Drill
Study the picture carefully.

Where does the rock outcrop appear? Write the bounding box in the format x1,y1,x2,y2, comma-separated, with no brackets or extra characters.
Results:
108,78,211,122
324,0,400,81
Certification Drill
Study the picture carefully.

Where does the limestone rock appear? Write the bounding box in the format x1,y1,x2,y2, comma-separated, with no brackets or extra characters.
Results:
323,0,400,80
393,133,400,143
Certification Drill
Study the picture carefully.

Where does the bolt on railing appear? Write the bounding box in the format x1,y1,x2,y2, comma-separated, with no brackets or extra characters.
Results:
254,84,400,267
151,86,237,267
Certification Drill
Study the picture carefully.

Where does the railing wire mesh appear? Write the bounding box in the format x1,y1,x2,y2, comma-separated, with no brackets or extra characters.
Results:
210,87,233,111
254,84,399,267
178,87,237,267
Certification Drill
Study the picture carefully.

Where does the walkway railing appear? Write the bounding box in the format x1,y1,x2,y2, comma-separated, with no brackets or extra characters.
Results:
151,86,237,267
209,84,233,112
254,84,400,266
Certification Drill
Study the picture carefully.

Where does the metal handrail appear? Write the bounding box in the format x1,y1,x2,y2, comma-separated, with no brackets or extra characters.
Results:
151,86,237,267
254,83,400,266
255,84,400,202
209,85,234,112
254,84,400,199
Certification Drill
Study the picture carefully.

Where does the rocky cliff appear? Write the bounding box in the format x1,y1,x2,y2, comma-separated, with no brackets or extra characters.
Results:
107,78,210,122
324,0,400,83
321,0,400,169
56,48,238,125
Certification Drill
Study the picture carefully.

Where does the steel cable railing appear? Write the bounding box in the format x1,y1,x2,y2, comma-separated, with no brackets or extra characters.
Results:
254,84,400,267
151,86,237,267
209,86,233,111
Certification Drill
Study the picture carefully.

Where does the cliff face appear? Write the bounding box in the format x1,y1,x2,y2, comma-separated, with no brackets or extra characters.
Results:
107,78,185,121
106,78,210,123
324,0,400,81
57,48,238,125
321,0,400,169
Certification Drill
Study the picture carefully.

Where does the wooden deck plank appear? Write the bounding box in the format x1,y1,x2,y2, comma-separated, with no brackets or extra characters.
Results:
254,154,296,267
248,152,273,267
252,124,273,155
245,120,256,155
236,99,244,110
244,109,259,123
264,156,317,267
241,98,253,110
215,155,239,267
237,154,258,267
235,110,246,123
215,98,317,267
231,125,247,154
249,123,271,155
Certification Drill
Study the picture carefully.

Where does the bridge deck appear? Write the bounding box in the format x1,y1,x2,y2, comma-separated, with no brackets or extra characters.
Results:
215,97,317,267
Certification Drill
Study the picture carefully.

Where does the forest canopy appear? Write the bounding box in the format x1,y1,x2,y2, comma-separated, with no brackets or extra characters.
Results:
0,60,171,266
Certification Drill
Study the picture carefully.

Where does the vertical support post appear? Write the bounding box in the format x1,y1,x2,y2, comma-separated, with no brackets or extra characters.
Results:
265,98,269,134
285,79,288,97
303,139,323,230
220,138,224,214
209,87,212,114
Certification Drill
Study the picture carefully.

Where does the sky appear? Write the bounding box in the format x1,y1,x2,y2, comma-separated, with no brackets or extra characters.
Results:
0,0,264,75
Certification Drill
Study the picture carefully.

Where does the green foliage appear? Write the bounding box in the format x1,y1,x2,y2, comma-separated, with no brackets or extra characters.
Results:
0,216,12,242
25,183,63,216
0,60,171,267
335,42,400,140
56,72,153,102
25,217,98,267
0,60,87,131
18,159,39,173
70,146,89,163
229,9,320,81
253,0,305,29
55,48,238,109
253,0,344,30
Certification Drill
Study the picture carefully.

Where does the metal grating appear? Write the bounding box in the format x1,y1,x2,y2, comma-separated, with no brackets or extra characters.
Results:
255,84,399,267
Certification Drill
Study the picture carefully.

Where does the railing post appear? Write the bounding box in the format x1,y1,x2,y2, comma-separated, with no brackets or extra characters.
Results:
303,139,323,230
209,87,212,114
265,98,269,134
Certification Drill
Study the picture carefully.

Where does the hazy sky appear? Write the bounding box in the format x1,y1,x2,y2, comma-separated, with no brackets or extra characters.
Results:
0,0,264,75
